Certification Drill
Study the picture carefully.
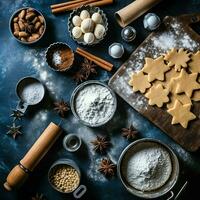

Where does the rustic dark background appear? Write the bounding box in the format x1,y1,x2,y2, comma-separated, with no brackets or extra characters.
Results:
0,0,199,200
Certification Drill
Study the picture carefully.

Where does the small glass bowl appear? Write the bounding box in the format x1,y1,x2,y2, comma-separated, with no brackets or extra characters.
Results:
68,5,108,46
63,134,82,152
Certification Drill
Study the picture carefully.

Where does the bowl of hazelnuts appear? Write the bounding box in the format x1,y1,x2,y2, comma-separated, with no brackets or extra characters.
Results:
68,5,108,46
9,7,46,44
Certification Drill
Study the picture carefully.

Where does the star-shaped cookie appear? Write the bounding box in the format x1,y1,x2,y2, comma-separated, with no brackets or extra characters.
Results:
129,71,151,93
164,48,191,72
167,100,196,128
142,56,170,82
172,69,200,97
145,84,169,107
188,51,200,73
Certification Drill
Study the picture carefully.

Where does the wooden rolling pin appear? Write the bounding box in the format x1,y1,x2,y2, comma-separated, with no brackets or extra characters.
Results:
115,0,162,27
4,122,62,191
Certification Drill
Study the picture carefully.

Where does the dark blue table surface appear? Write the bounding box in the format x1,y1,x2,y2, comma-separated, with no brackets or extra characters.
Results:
0,0,200,200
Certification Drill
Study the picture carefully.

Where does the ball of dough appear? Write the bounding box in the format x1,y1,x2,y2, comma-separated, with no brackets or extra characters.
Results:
81,18,95,33
84,32,95,44
72,26,82,39
94,24,105,39
80,10,90,20
72,15,82,27
91,12,103,24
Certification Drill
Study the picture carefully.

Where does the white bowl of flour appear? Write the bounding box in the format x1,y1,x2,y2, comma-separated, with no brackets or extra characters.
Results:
118,139,179,199
70,80,117,127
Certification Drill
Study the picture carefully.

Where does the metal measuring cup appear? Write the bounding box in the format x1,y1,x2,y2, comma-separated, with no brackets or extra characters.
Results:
16,77,45,113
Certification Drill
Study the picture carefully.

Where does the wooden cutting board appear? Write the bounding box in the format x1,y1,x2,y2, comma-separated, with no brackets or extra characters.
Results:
109,14,200,152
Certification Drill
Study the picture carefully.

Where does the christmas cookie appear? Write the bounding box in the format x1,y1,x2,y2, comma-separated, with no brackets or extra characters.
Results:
129,71,151,93
164,48,191,72
142,56,170,82
188,51,200,73
192,90,200,101
170,69,200,97
145,84,169,107
167,100,196,128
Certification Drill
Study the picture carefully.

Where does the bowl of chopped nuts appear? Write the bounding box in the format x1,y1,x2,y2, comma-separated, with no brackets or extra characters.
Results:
9,7,46,44
48,159,81,193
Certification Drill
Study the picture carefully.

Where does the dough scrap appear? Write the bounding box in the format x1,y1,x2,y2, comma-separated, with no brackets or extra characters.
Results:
167,100,196,128
164,48,191,72
142,56,170,82
145,84,169,107
188,51,200,73
129,71,151,93
170,69,200,97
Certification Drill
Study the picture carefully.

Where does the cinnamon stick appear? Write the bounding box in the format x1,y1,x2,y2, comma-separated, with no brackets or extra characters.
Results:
76,47,113,71
89,0,113,7
52,0,97,14
51,0,113,14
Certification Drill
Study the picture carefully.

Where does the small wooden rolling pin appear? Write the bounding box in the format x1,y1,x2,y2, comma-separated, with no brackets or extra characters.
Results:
4,122,62,191
115,0,162,27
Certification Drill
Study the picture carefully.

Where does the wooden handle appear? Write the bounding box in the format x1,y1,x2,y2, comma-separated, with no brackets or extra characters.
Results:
4,122,62,191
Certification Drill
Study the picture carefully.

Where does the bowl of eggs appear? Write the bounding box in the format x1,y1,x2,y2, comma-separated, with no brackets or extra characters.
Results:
68,5,108,45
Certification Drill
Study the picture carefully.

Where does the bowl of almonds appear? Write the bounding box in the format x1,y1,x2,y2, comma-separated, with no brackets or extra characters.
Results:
9,7,46,44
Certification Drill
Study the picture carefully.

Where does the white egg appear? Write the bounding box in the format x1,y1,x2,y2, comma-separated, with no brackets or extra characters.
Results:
72,26,82,39
81,18,95,33
80,10,90,20
72,15,82,27
84,32,95,44
94,24,105,39
91,12,102,24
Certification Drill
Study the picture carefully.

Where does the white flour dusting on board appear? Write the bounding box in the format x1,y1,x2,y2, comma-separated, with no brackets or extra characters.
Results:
109,17,200,112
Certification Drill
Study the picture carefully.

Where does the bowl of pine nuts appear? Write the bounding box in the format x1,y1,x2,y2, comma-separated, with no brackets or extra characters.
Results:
9,7,46,44
48,159,81,193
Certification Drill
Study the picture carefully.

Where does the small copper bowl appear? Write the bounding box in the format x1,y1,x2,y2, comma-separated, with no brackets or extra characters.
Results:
45,42,74,72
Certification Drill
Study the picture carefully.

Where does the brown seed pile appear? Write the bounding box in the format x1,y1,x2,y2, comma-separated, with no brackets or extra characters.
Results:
12,8,45,43
49,165,80,193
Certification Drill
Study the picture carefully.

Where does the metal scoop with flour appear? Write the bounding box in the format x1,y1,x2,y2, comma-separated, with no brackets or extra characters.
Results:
16,77,45,113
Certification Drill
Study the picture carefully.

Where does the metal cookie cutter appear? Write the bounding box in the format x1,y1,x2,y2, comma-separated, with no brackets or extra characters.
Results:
16,77,45,113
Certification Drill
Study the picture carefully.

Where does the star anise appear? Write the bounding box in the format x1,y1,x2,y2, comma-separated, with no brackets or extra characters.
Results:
73,71,86,83
54,99,70,118
7,123,22,139
91,136,110,153
10,110,24,121
32,193,47,200
121,125,138,140
98,158,116,177
81,58,97,78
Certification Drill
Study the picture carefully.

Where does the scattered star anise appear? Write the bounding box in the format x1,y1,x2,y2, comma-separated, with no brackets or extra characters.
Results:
10,110,24,121
73,58,97,83
121,125,138,140
73,71,86,83
7,123,22,139
81,58,97,78
54,99,70,118
91,136,110,153
98,158,116,177
32,193,46,200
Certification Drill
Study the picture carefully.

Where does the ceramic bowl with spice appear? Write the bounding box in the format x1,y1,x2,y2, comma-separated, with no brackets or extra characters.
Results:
48,159,81,193
68,5,108,46
70,80,117,127
45,42,74,72
118,138,179,199
9,7,46,44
